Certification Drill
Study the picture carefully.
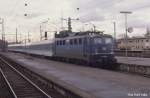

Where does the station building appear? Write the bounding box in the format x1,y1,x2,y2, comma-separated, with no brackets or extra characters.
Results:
117,30,150,51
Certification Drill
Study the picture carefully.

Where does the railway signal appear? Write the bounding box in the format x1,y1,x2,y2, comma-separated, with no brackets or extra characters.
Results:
25,3,28,6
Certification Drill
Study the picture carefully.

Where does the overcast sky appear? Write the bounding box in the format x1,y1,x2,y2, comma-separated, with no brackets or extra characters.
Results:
1,0,150,42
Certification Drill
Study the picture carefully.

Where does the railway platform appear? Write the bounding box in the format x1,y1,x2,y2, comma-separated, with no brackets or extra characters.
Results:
117,56,150,76
117,56,150,66
1,52,150,98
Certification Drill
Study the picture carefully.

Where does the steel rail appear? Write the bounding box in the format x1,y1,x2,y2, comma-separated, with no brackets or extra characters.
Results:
0,57,52,98
0,68,18,98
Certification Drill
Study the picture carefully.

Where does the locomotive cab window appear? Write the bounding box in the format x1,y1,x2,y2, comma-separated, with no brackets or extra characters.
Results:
105,38,112,44
94,38,102,44
79,38,82,44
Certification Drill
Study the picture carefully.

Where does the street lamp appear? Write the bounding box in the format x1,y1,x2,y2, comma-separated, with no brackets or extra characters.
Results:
120,11,132,57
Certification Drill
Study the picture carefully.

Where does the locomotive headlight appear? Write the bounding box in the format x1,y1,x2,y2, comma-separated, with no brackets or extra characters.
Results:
111,51,114,54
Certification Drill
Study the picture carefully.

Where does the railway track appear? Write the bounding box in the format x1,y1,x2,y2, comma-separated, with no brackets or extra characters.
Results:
0,54,82,98
0,57,52,98
0,68,14,98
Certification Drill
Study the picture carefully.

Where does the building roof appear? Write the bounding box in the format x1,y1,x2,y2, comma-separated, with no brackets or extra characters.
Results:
118,37,150,41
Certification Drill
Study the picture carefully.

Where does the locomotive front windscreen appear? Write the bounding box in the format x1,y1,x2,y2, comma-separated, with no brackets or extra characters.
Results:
94,38,102,44
105,38,112,44
94,37,112,44
93,37,113,54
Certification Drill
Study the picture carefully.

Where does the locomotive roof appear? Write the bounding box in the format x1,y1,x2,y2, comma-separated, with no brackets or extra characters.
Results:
55,31,112,40
28,39,54,45
55,30,112,38
9,39,54,47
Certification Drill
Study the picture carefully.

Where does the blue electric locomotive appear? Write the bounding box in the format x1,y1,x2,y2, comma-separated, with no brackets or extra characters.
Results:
54,31,117,67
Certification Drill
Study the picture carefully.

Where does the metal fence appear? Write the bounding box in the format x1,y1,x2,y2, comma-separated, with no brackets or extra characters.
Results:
114,50,150,58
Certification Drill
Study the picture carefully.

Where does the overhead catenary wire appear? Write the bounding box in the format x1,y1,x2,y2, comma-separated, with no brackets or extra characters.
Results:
8,0,24,21
6,0,30,42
